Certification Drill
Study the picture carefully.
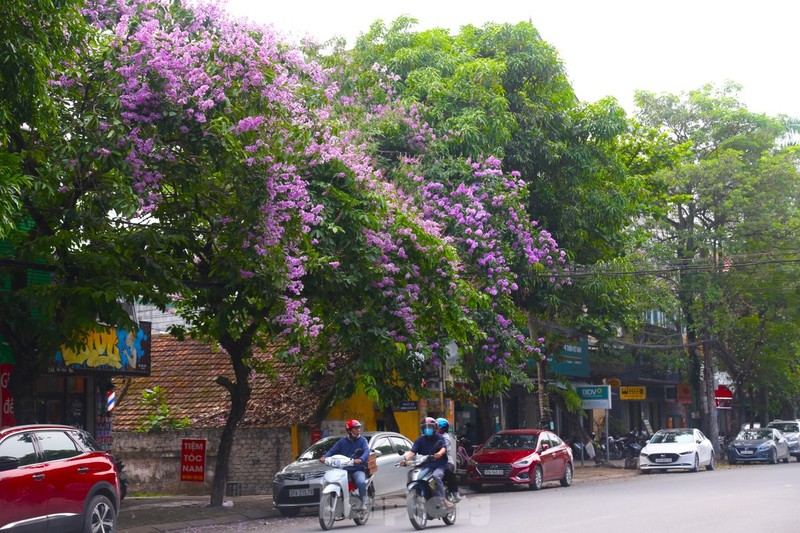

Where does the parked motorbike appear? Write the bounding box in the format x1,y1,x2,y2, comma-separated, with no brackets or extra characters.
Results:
567,434,602,464
318,451,375,530
115,459,128,501
456,435,472,471
399,454,457,530
603,434,626,460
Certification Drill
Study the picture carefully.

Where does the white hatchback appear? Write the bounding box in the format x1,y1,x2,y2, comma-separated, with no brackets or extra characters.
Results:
639,428,715,473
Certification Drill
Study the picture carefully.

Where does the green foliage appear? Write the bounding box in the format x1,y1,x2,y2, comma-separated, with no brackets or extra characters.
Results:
135,387,192,433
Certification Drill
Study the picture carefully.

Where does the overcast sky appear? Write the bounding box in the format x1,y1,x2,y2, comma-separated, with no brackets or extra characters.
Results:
223,0,799,118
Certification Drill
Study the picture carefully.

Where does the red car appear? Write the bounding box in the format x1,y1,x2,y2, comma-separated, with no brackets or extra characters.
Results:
465,429,573,491
0,424,121,532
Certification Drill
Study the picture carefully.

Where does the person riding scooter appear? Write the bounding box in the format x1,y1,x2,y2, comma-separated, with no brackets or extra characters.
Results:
401,417,452,508
320,420,370,509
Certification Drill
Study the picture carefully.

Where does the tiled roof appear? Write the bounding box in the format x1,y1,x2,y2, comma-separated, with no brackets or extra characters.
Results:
112,335,331,430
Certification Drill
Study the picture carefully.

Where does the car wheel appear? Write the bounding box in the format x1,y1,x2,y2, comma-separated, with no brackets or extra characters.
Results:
278,507,301,517
769,449,777,464
560,462,573,487
530,465,544,491
690,453,699,472
84,494,116,533
706,452,715,471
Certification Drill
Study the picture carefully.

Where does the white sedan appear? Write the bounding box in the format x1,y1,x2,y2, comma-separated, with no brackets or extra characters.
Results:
639,428,715,473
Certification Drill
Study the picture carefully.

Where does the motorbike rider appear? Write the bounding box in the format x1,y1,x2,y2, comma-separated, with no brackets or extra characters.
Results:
401,417,452,508
320,419,370,509
436,417,462,502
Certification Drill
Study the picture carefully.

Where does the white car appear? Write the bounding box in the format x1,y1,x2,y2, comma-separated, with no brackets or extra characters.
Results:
639,428,715,473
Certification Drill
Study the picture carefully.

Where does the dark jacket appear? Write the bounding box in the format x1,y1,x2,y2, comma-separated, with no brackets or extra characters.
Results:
411,434,448,469
324,435,370,472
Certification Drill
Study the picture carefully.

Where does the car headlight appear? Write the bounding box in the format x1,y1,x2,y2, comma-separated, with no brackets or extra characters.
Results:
512,454,537,468
467,459,478,467
274,473,285,482
679,450,694,455
756,443,771,451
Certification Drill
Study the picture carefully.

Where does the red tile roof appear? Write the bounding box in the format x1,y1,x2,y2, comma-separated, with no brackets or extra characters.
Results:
112,335,331,430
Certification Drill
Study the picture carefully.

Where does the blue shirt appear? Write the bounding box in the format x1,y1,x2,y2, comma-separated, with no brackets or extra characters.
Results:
411,434,447,469
324,436,370,472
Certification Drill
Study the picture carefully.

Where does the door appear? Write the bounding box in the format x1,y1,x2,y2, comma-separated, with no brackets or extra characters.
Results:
34,429,87,530
0,431,48,532
538,433,559,480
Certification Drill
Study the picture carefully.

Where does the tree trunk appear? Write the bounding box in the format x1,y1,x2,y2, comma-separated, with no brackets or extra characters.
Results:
702,336,720,456
475,395,494,445
526,310,549,429
380,406,399,433
209,344,252,507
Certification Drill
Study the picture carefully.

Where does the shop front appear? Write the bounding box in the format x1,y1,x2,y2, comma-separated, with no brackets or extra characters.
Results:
1,322,151,448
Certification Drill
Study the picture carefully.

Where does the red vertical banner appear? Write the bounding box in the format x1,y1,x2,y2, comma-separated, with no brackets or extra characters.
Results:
0,364,15,428
180,439,206,482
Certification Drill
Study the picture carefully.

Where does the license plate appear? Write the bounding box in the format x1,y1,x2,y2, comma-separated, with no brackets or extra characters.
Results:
740,450,754,455
654,458,672,463
484,469,504,476
289,488,314,497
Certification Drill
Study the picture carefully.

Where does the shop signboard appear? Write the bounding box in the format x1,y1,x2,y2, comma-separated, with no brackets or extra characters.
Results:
677,384,692,404
51,321,152,376
181,439,206,482
0,363,15,427
576,385,612,409
547,337,590,377
620,386,646,400
397,401,419,412
715,385,733,409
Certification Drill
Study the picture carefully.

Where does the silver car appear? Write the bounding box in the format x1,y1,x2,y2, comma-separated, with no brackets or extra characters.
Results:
272,431,413,516
766,420,800,461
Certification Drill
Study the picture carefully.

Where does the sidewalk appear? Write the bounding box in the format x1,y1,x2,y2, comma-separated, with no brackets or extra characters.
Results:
118,461,637,532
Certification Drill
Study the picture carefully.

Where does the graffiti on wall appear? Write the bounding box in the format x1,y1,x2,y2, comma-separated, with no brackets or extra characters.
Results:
52,322,151,376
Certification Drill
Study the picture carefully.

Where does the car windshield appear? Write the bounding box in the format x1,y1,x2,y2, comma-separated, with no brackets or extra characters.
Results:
650,431,694,444
482,433,538,450
296,437,338,461
736,430,772,441
768,422,799,433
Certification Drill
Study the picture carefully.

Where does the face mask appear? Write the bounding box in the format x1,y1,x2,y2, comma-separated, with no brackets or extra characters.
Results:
423,428,434,437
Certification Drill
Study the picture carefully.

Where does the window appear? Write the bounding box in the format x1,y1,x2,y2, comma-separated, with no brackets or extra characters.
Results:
69,430,101,452
389,436,411,454
370,437,394,456
0,433,39,466
36,431,81,461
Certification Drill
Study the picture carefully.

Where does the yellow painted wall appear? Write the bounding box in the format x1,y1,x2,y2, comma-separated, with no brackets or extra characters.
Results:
322,391,429,441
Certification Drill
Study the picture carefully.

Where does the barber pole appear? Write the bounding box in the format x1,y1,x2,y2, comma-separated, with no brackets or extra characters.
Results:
107,389,116,413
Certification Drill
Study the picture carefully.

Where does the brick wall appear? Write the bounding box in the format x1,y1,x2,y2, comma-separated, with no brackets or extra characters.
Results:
113,428,293,496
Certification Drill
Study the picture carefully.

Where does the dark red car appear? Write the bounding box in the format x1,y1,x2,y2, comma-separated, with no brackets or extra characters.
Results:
0,424,121,532
465,429,573,491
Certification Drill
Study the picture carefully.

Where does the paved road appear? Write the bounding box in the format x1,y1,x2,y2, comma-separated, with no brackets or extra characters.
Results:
177,462,800,532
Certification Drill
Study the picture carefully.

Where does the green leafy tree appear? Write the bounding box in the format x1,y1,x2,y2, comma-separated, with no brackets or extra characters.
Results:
636,82,800,443
340,19,667,434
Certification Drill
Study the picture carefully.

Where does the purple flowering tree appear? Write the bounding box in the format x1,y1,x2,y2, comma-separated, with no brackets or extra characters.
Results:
74,0,484,505
312,53,568,431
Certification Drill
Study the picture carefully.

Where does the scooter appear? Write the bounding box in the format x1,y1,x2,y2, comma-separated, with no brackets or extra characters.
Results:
318,451,374,530
399,454,457,530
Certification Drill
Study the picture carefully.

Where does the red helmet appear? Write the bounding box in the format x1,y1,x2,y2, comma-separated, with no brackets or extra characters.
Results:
345,419,362,432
